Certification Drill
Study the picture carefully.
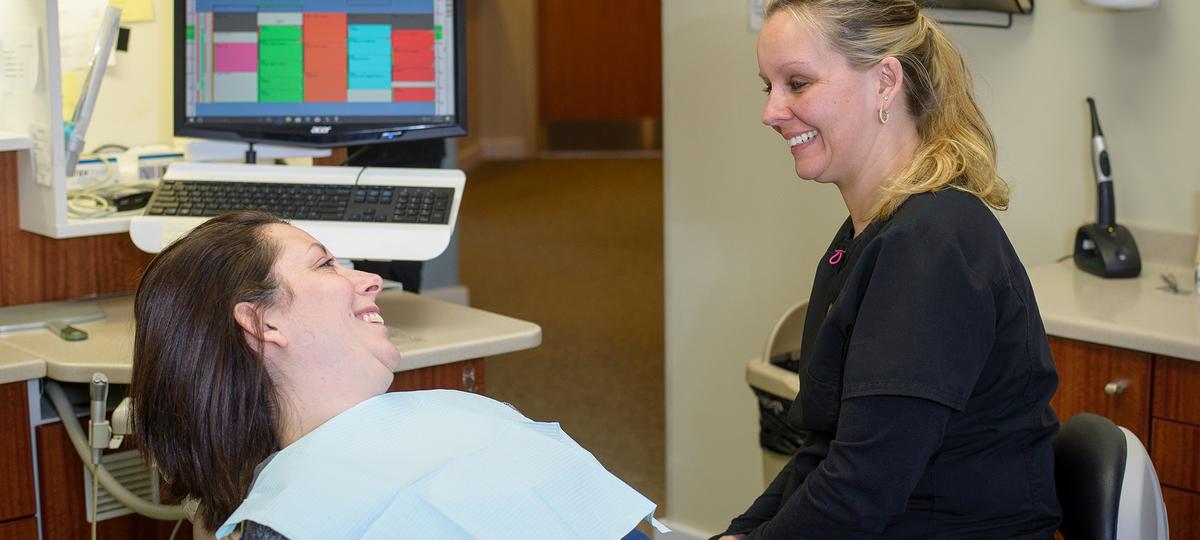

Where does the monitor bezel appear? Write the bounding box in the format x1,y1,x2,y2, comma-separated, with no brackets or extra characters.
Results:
173,0,467,148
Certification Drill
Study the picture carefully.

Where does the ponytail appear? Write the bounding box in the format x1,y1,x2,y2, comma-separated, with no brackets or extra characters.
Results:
877,13,1006,218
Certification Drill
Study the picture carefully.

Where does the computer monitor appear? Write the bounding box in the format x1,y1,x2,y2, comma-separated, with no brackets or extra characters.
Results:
174,0,466,148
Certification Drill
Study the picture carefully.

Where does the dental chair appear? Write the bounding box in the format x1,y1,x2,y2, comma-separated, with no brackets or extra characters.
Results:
1053,412,1169,540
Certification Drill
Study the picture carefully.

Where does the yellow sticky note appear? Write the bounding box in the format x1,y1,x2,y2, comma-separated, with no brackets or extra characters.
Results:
109,0,154,23
61,71,82,116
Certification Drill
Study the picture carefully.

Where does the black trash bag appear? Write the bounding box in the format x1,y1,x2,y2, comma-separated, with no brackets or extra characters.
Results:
753,387,805,456
768,349,802,373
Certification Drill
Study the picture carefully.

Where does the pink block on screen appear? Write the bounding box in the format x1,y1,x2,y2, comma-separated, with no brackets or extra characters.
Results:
214,43,258,72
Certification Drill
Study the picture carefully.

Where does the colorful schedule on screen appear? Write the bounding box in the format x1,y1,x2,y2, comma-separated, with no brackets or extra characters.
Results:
183,0,456,123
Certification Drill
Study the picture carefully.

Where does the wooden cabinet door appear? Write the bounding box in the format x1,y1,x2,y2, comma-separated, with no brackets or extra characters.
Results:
1048,336,1152,445
1153,356,1200,426
1151,418,1200,492
0,152,153,308
1162,486,1200,540
0,382,35,524
0,517,37,540
388,358,485,394
36,422,184,539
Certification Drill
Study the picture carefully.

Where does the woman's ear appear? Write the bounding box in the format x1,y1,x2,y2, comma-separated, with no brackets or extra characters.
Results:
233,302,288,348
877,56,904,105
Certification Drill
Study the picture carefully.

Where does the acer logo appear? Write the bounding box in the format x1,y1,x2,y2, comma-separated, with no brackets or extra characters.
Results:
310,126,332,134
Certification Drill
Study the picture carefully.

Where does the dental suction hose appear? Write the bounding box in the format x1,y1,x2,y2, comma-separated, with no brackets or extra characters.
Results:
44,379,186,521
1087,97,1116,228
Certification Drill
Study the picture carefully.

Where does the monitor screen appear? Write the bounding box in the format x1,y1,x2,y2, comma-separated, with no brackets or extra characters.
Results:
175,0,465,147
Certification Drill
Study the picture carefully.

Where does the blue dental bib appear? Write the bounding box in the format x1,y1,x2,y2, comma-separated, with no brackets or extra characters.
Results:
216,390,665,539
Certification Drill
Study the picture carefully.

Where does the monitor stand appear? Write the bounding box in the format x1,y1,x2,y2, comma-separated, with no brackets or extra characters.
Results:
185,140,331,163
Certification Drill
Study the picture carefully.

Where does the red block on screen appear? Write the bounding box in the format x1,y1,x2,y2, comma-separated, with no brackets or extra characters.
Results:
392,87,436,102
303,14,347,103
392,30,435,50
392,67,435,82
393,51,435,68
305,13,347,42
306,72,347,102
306,44,347,70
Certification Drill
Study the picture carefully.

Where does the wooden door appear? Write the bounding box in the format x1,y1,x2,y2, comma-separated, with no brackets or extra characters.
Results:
537,0,661,150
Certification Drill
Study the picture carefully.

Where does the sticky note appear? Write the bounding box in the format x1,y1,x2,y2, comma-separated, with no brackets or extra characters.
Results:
61,71,81,116
109,0,154,23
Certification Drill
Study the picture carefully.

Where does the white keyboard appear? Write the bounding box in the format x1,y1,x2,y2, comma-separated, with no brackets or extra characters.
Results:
128,162,465,261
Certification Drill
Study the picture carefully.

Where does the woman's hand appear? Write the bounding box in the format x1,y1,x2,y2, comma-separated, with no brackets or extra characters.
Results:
718,535,747,540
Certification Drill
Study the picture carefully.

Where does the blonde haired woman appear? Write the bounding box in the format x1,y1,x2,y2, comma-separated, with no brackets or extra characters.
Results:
717,1,1060,537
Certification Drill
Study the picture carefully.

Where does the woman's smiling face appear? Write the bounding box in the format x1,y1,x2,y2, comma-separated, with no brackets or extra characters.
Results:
262,224,401,386
757,12,880,185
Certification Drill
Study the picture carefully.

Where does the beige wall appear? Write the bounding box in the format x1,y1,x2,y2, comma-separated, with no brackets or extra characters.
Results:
663,0,1200,535
86,0,175,149
459,0,538,167
473,0,537,160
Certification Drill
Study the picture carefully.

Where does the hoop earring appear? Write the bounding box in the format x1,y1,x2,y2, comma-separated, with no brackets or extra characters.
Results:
878,107,890,124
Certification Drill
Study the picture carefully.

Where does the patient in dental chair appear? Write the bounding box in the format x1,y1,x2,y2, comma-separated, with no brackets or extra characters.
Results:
129,211,660,540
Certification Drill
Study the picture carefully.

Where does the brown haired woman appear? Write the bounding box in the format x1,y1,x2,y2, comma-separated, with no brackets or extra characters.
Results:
716,0,1060,538
131,211,661,539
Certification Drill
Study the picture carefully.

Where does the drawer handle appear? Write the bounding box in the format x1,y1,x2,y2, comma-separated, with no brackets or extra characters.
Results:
463,365,478,393
1104,379,1129,396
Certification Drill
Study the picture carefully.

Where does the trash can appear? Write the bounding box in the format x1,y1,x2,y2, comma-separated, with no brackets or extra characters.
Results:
745,300,807,486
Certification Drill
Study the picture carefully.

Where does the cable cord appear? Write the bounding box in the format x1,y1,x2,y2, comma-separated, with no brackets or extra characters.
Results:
67,155,160,219
43,380,187,521
92,471,99,539
67,193,113,219
67,155,117,219
70,152,118,192
340,146,372,166
88,143,129,154
168,518,184,540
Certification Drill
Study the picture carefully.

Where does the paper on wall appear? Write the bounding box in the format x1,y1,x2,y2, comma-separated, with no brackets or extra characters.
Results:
59,0,118,73
30,125,53,187
0,31,39,95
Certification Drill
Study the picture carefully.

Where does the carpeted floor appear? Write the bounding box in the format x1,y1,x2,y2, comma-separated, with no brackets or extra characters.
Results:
458,158,666,513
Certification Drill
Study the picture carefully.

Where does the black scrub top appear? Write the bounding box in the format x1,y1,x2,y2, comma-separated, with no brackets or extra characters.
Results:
721,189,1061,539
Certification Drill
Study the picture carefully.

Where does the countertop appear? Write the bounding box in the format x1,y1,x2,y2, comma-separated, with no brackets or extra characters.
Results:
0,132,31,152
1028,260,1199,362
0,290,541,385
0,341,45,385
